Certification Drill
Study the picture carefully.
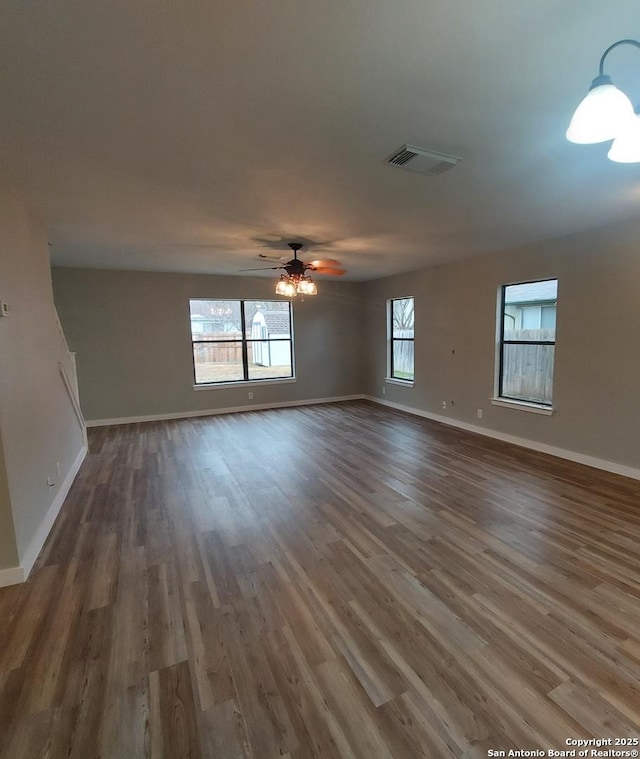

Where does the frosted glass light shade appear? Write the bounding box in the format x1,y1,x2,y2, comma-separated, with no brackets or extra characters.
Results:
607,113,640,162
297,279,317,295
566,78,634,144
275,278,297,297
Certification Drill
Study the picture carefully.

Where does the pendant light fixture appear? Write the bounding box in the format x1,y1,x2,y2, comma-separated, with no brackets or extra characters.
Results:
608,109,640,163
566,39,640,162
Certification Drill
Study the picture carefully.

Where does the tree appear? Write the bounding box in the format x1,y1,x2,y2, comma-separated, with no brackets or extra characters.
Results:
393,298,414,332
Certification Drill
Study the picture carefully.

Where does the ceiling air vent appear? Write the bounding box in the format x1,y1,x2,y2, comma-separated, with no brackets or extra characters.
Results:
386,144,461,176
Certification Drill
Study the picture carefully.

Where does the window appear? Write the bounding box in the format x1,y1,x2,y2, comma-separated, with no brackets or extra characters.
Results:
190,299,294,385
498,279,557,406
388,297,415,382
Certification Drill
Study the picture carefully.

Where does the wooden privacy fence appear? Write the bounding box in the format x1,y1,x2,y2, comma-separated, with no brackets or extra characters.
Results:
393,332,414,376
194,335,254,364
502,329,554,403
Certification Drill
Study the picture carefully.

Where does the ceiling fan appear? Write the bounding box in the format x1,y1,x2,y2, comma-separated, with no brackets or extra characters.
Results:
241,242,346,297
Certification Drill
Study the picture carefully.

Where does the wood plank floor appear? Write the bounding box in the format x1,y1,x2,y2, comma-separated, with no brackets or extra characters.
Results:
1,400,640,758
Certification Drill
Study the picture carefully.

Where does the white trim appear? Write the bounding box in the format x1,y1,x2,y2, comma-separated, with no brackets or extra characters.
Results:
59,362,89,445
0,565,26,588
490,398,554,416
19,444,87,580
364,395,640,482
193,377,297,391
385,377,415,388
86,394,366,427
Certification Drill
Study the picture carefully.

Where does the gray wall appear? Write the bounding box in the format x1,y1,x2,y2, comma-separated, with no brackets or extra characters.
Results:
52,268,365,422
364,216,640,470
0,186,85,569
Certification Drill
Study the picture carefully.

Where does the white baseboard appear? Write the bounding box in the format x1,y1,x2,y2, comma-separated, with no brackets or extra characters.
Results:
86,394,366,427
13,444,88,584
364,396,640,482
0,565,26,587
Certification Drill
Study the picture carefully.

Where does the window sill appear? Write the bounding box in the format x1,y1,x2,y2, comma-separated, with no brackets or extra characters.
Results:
490,398,554,416
194,377,297,391
385,377,415,388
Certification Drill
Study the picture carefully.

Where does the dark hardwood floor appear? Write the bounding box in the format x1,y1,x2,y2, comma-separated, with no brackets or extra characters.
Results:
1,400,640,758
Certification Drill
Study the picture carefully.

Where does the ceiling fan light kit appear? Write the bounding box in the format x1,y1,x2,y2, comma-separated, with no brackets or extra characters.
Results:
275,273,318,297
566,39,640,162
273,242,318,298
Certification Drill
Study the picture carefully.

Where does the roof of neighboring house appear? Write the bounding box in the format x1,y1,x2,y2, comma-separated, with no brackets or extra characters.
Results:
505,280,557,305
253,310,290,334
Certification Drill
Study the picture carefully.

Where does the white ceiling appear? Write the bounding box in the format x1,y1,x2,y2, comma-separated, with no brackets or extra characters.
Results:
1,0,639,281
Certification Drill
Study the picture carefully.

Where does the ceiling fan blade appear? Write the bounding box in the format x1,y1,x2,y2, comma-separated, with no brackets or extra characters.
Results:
307,258,343,268
238,266,284,271
311,266,346,276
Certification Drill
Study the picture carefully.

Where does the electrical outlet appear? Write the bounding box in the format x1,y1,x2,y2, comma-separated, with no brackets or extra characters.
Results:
477,408,483,419
56,461,61,477
382,386,386,395
248,391,253,400
0,301,8,317
441,400,447,410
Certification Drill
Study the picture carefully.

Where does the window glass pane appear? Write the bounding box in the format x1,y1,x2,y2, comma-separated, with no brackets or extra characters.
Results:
190,299,241,340
501,344,554,405
521,306,540,330
541,305,556,331
193,342,244,383
392,340,414,381
243,301,291,338
503,280,557,339
247,340,292,380
392,298,414,338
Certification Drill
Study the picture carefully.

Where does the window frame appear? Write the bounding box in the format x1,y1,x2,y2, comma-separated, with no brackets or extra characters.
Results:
387,296,415,385
190,299,295,387
496,278,557,408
